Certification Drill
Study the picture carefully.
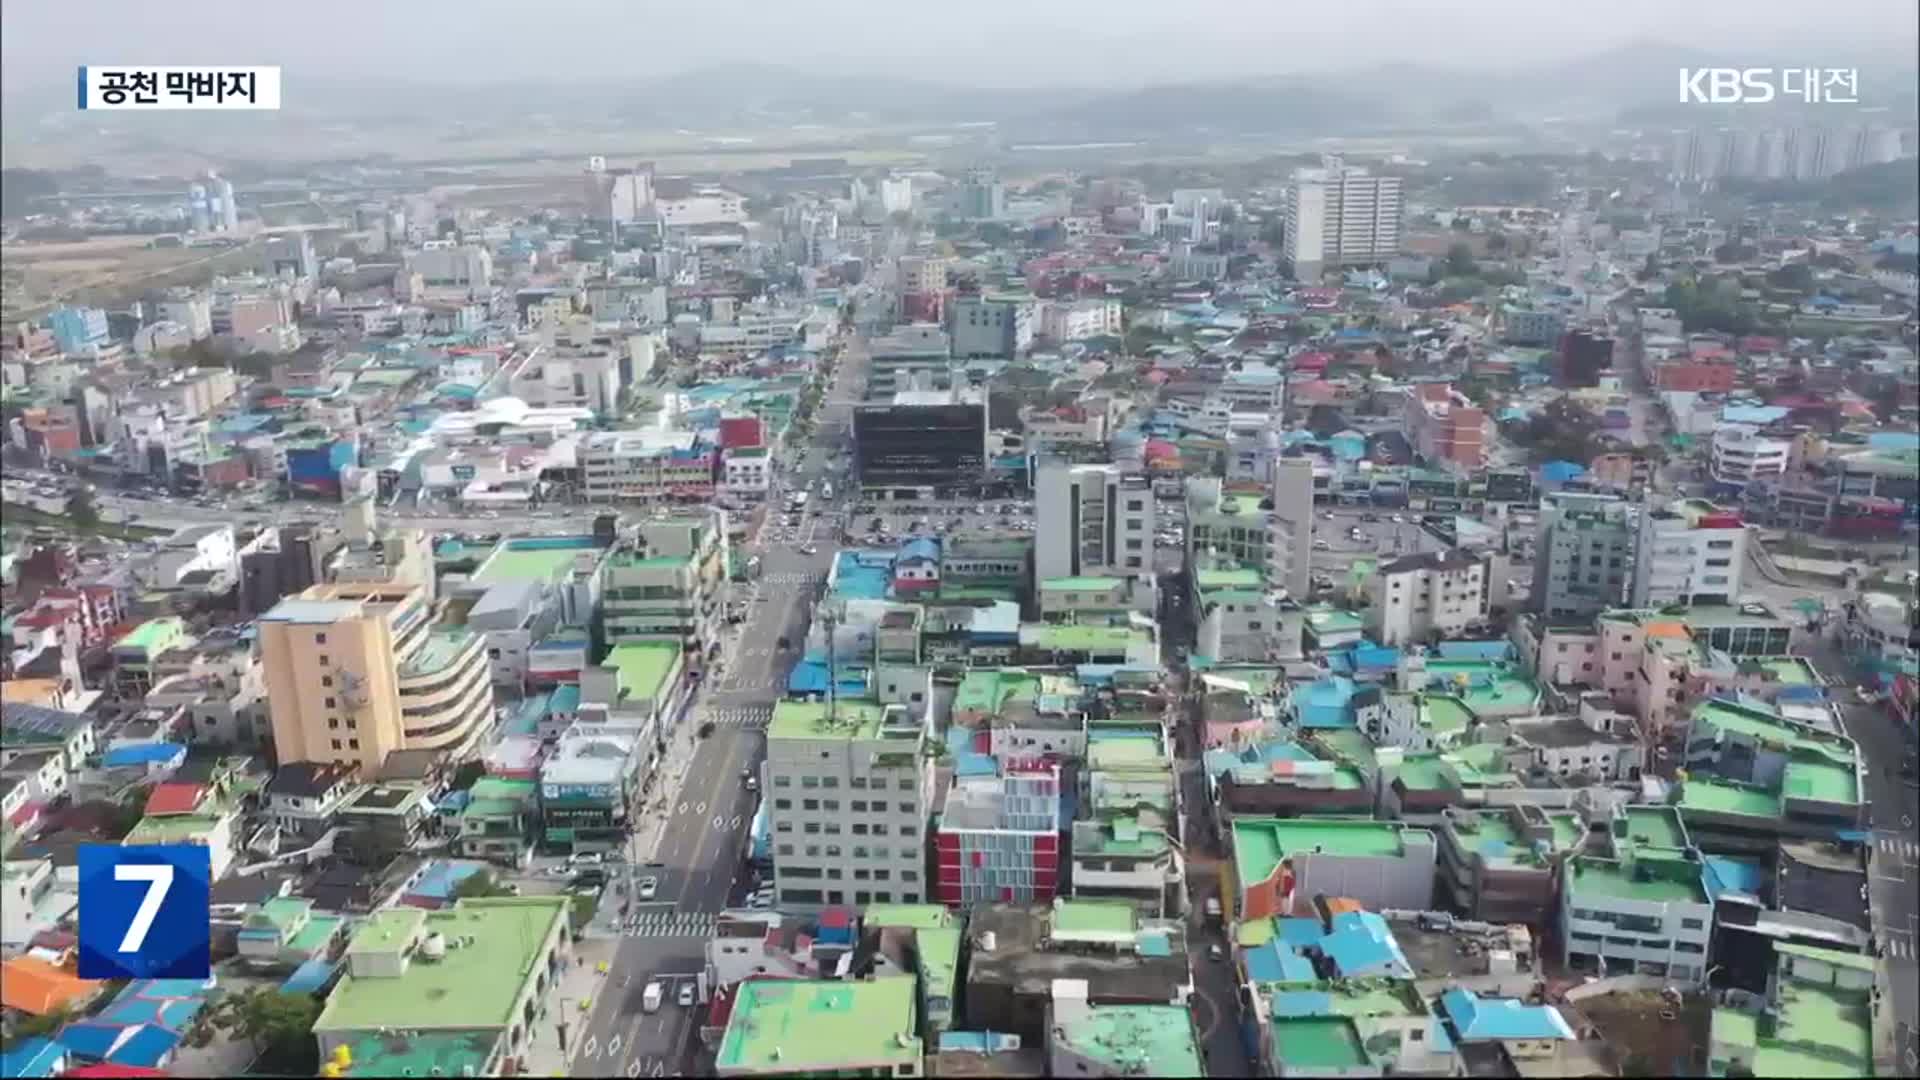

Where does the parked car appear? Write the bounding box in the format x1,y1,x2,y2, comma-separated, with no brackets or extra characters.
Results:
638,876,659,900
677,982,697,1008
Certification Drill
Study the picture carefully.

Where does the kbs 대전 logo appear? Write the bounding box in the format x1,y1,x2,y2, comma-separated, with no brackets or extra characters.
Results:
1678,68,1859,105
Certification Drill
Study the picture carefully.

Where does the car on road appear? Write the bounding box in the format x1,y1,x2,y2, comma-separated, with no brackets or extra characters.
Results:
569,852,604,868
800,544,818,555
1312,540,1331,550
643,981,664,1013
677,982,696,1008
637,876,659,900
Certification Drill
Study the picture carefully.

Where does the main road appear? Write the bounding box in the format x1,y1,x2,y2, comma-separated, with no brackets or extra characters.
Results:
570,337,867,1077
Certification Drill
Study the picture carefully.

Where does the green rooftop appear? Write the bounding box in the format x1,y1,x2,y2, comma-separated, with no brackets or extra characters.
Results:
1782,758,1859,806
606,642,681,703
1018,623,1147,653
1054,1004,1203,1077
953,669,1042,716
716,976,921,1074
862,904,952,932
1566,852,1709,905
473,537,599,585
1052,899,1137,937
1622,806,1688,851
1195,567,1265,591
399,628,478,678
767,698,891,741
1680,777,1785,819
1273,1018,1369,1069
1232,818,1414,891
315,897,568,1035
1419,695,1474,736
113,617,187,655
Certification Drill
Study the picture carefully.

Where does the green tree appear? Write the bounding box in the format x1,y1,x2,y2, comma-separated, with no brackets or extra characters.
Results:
1445,242,1477,278
224,989,321,1074
65,488,100,532
452,870,515,900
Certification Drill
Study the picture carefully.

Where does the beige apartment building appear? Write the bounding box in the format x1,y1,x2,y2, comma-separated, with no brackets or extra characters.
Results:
259,583,493,774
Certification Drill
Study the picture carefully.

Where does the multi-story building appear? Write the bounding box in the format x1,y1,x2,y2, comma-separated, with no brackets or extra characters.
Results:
948,294,1036,359
599,512,728,668
1559,807,1712,982
1282,159,1403,281
578,430,717,502
311,898,573,1077
1034,461,1156,583
582,157,654,226
537,714,653,853
763,698,931,910
1184,477,1313,601
258,583,493,775
852,390,987,498
157,294,213,341
865,324,953,400
1404,384,1487,471
1269,457,1315,601
1369,550,1491,646
933,760,1062,907
1435,804,1582,926
1038,299,1123,343
45,307,110,355
1629,500,1746,608
1501,308,1566,347
407,242,493,291
1532,493,1636,620
1709,425,1791,490
653,186,746,227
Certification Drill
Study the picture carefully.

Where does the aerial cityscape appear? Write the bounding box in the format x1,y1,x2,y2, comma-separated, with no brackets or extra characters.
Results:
1,1,1918,1077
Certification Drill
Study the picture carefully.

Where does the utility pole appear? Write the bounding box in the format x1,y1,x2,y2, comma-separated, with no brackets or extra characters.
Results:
823,604,839,725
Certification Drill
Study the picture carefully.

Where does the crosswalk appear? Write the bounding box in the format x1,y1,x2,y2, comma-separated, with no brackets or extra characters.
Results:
1876,836,1920,861
1885,936,1915,961
622,910,717,939
705,706,773,729
760,572,817,587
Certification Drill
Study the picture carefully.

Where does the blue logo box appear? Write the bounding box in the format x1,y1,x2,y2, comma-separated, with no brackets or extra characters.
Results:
78,844,211,980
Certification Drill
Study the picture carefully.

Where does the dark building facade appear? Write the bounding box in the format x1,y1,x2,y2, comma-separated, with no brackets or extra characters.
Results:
853,395,988,498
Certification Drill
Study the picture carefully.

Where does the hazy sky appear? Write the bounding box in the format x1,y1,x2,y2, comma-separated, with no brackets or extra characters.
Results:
4,0,1915,93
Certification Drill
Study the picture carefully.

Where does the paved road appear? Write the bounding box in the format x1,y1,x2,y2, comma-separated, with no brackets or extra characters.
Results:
572,338,865,1077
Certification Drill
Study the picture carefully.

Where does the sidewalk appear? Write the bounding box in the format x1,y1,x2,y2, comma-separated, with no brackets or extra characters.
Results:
626,711,707,863
521,935,619,1075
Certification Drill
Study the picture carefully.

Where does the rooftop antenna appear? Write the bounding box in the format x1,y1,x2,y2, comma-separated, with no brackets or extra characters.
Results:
823,603,840,725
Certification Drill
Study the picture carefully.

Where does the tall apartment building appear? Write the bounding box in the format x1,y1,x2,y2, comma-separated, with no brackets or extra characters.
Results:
1368,550,1491,646
583,157,655,226
1035,461,1157,583
1630,500,1746,608
1671,125,1902,183
1532,493,1636,619
258,583,493,775
1282,159,1403,281
1269,457,1316,601
764,699,932,910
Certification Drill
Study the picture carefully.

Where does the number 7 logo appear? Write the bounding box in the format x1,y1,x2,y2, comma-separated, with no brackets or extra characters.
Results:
114,863,174,953
78,844,211,980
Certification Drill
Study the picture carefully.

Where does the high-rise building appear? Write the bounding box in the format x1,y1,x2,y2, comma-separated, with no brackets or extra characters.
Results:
852,389,987,498
1532,493,1635,620
1282,159,1403,281
951,166,1004,221
1629,500,1747,608
933,761,1062,907
1269,457,1315,601
1034,461,1157,583
583,157,655,226
216,175,238,232
763,698,931,910
948,294,1035,359
258,582,494,775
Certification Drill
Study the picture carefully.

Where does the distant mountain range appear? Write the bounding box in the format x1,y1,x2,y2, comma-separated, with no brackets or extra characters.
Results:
5,40,1912,154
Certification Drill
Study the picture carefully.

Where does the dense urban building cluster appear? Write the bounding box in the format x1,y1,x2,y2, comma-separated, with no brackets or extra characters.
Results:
0,96,1917,1080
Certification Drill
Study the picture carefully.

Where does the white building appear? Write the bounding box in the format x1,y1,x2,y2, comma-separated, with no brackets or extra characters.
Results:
158,295,213,341
507,350,622,415
655,187,746,227
1039,299,1123,343
722,447,772,497
1368,550,1491,647
408,243,493,291
1559,812,1713,982
1629,501,1746,608
1035,462,1157,582
1709,425,1791,488
1269,458,1315,601
1282,159,1403,281
763,698,932,910
949,295,1036,359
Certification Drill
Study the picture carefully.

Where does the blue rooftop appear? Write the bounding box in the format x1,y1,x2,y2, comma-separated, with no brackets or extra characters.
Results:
1295,676,1358,730
1703,855,1765,900
1319,911,1414,979
0,1038,65,1078
830,550,894,601
1439,988,1577,1042
101,743,186,768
